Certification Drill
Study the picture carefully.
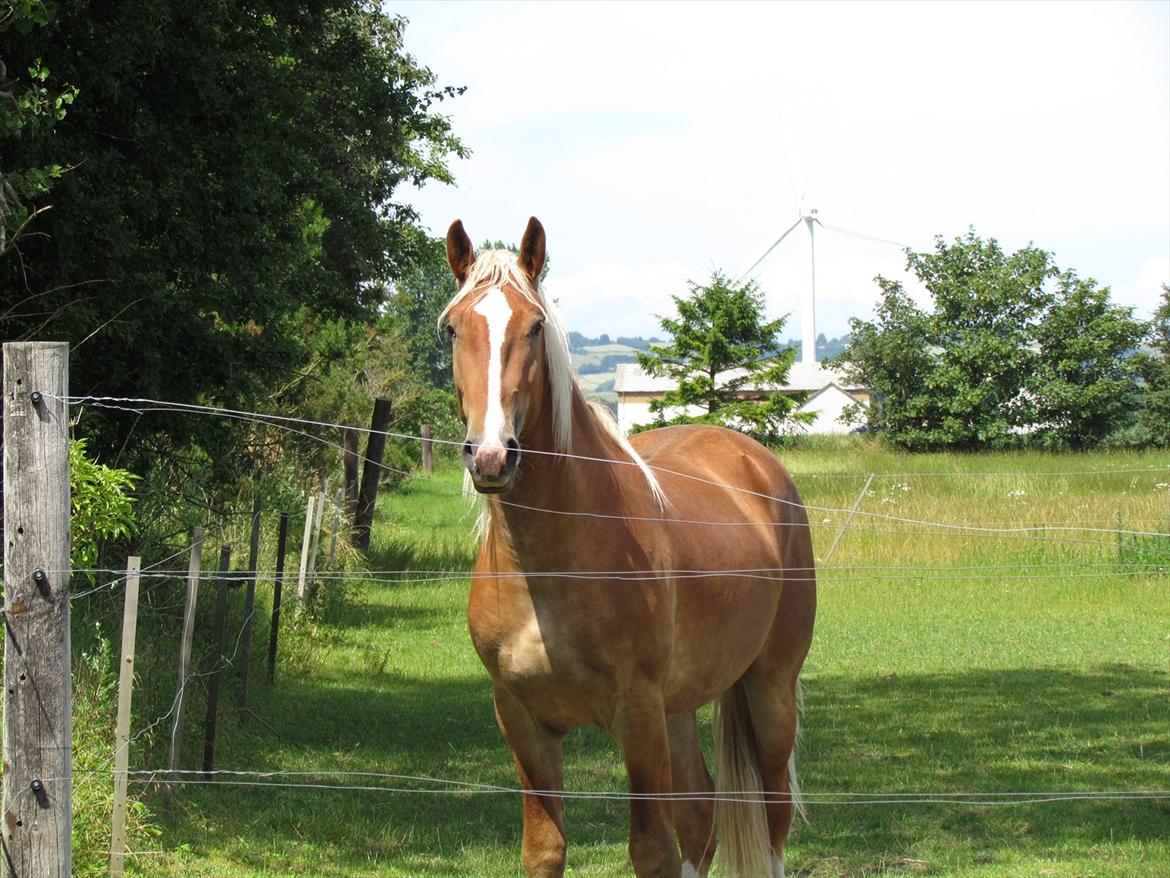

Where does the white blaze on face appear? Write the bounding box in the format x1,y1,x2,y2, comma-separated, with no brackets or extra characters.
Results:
472,287,514,446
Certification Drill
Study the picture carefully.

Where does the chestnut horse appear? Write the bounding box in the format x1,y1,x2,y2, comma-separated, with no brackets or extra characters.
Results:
440,217,816,878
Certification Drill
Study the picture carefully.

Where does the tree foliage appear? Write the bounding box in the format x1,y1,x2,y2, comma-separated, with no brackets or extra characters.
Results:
839,231,1147,450
636,271,809,443
0,1,466,497
1134,285,1170,446
0,1,79,256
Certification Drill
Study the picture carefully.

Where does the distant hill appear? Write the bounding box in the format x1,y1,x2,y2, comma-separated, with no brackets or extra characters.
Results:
567,332,664,353
569,332,852,416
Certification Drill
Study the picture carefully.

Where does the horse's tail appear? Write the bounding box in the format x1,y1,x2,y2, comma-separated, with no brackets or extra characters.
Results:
713,681,773,878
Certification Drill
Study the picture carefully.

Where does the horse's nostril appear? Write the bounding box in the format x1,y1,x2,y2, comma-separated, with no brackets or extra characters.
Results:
505,437,521,470
462,441,475,461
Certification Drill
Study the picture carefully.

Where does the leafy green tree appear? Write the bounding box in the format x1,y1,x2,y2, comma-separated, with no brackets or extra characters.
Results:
0,0,79,257
390,235,458,388
636,271,809,442
1025,271,1146,449
69,438,137,578
840,231,1147,450
0,1,465,481
1135,285,1170,446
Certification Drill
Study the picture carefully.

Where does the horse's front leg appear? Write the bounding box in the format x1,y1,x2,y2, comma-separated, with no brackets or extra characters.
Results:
612,694,683,878
494,686,567,878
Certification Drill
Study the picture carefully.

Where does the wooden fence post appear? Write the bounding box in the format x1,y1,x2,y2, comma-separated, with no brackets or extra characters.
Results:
326,486,343,568
352,397,391,551
343,427,360,514
169,527,203,773
237,498,261,711
267,512,288,685
307,481,327,582
420,424,433,475
2,340,72,877
201,545,232,775
108,558,141,878
296,494,315,602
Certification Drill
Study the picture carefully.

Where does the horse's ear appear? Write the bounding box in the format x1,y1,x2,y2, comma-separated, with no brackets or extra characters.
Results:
446,219,475,285
518,216,546,283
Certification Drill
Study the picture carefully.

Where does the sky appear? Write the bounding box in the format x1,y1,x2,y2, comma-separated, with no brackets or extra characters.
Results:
394,0,1170,341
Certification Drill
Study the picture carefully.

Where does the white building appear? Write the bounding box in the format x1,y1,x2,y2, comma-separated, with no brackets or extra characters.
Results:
613,361,869,435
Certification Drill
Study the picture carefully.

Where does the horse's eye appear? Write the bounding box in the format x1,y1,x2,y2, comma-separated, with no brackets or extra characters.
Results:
444,323,456,340
528,320,544,339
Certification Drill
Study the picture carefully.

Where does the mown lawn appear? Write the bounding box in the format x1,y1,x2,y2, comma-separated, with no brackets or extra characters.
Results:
133,443,1168,876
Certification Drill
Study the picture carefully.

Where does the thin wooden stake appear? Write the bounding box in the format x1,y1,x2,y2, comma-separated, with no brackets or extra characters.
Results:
169,527,203,773
108,557,141,878
823,473,874,565
297,494,315,601
237,498,262,711
202,545,232,775
420,423,433,475
267,513,289,685
2,340,72,876
326,487,343,568
307,481,327,581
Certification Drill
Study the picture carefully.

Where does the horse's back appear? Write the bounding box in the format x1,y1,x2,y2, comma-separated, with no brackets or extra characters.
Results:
628,424,815,709
630,423,805,523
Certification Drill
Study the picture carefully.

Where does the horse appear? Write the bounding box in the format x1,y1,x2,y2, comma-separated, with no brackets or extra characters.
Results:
439,217,816,878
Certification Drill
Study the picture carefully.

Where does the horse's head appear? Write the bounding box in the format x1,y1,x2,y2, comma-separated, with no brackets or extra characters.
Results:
441,217,551,494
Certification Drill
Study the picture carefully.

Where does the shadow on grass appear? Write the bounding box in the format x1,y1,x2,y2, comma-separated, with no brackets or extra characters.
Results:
151,660,1168,876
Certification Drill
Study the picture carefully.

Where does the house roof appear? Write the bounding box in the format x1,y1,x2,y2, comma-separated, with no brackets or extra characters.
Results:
614,361,863,394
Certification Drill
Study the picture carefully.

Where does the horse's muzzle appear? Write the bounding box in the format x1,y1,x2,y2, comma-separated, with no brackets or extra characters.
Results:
464,436,521,493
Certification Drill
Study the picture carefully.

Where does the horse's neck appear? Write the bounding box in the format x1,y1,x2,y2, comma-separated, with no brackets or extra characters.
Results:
485,389,630,568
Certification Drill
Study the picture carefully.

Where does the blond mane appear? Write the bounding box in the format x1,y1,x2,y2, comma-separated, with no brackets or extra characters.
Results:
439,249,665,508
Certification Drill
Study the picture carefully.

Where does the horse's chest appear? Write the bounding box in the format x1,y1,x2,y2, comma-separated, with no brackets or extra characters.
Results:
468,586,604,694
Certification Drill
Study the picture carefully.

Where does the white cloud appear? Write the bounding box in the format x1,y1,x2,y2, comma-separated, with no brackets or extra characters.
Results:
397,0,1170,338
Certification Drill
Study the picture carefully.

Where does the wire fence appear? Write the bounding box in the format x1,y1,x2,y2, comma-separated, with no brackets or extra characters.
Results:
53,393,1170,867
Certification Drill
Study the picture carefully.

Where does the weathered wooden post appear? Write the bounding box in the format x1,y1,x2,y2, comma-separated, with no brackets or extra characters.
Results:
326,486,343,568
201,545,233,775
296,494,315,602
2,341,72,877
420,424,433,475
267,512,289,685
306,481,327,583
343,427,360,514
108,557,141,878
237,498,262,711
169,527,203,773
352,397,391,551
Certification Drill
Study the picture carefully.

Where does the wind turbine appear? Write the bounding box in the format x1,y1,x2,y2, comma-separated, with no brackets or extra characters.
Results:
734,202,907,365
734,111,905,365
734,204,823,365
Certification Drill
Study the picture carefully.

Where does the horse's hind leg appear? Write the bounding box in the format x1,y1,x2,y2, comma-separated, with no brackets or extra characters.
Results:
667,711,716,876
740,666,802,877
493,686,567,878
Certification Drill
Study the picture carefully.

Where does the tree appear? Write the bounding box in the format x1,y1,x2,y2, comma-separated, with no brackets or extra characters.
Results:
0,1,79,258
0,1,466,478
839,230,1147,450
1025,271,1146,449
390,235,458,389
636,271,809,442
1135,285,1170,446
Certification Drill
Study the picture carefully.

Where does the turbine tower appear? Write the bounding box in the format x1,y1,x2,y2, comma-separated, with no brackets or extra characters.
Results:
734,205,904,365
734,204,823,365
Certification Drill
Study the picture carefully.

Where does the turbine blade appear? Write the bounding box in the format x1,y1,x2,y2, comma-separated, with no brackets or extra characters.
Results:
733,216,805,284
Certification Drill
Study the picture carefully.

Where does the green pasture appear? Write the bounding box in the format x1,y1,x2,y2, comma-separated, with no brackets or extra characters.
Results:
131,444,1167,876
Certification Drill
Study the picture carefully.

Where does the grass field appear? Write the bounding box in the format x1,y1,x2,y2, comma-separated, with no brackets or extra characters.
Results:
126,442,1167,876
